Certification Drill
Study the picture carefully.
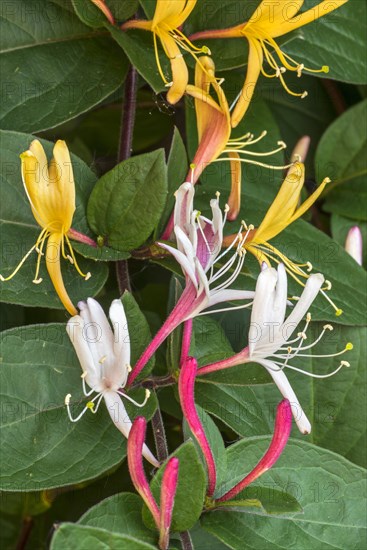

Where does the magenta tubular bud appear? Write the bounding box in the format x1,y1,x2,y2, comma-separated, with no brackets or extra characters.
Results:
290,135,311,163
217,399,292,502
159,457,179,550
345,226,363,266
127,417,160,528
179,357,216,496
67,228,98,248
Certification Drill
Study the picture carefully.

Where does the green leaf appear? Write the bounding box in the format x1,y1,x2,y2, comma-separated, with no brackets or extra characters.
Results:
0,1,127,132
156,128,188,237
87,150,167,251
121,291,155,380
142,441,206,532
0,322,157,491
316,100,367,220
214,487,302,516
202,439,366,550
72,0,138,28
0,130,108,310
183,405,227,490
195,384,270,438
108,25,166,94
331,214,367,267
50,523,157,550
253,324,367,468
78,492,157,545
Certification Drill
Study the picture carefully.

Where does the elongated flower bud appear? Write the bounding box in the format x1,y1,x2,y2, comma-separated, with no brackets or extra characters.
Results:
345,226,363,266
127,417,160,528
179,357,216,496
217,399,292,502
159,458,179,550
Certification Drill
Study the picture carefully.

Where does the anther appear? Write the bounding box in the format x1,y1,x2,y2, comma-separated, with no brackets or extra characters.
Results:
345,343,353,350
323,324,333,331
85,272,91,281
127,365,132,372
340,360,350,367
0,275,5,281
67,254,74,264
81,372,88,379
301,91,308,99
248,224,254,231
306,312,311,322
280,67,286,73
322,66,329,73
287,346,292,353
297,332,307,340
306,262,313,272
324,280,332,290
165,82,173,88
99,355,107,364
297,64,304,77
202,46,211,55
145,389,151,399
65,394,71,405
86,401,95,410
32,278,43,284
224,204,230,213
335,308,343,316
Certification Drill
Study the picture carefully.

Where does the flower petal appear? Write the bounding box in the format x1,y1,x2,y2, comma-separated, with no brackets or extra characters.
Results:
109,299,130,387
45,233,77,315
231,39,262,128
66,314,100,388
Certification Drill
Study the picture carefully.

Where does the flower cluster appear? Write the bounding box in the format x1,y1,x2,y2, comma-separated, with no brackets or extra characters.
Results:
1,1,354,548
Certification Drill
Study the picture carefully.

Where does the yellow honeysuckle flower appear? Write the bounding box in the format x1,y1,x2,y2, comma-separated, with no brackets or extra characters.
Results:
0,140,91,316
222,162,342,315
121,0,209,104
185,56,291,221
189,0,348,127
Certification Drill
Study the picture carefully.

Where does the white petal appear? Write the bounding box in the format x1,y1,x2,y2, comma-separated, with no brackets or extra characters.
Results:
210,198,223,246
174,225,196,261
249,267,278,355
78,299,113,369
159,242,198,288
273,263,288,324
174,182,194,231
258,359,311,434
66,315,100,389
284,273,324,339
109,299,130,386
104,392,159,467
208,289,255,308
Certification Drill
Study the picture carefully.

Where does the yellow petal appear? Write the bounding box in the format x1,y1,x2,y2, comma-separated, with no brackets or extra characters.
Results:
153,0,187,26
46,233,77,316
50,140,75,228
226,152,242,221
170,0,197,28
231,39,263,128
164,35,188,104
254,162,305,243
288,176,330,224
270,0,348,38
247,0,304,32
20,150,48,228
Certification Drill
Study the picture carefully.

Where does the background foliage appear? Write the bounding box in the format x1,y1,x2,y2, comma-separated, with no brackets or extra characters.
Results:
0,1,366,549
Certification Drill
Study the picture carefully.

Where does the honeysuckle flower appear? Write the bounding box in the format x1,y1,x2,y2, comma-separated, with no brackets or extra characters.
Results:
216,399,292,502
127,417,179,550
0,140,91,316
128,182,255,386
180,56,290,225
190,0,348,127
65,297,158,467
179,356,216,496
345,226,363,266
198,264,352,434
89,0,114,24
121,0,209,104
222,161,342,315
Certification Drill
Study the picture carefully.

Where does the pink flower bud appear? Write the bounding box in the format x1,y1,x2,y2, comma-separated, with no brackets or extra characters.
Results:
217,399,292,502
127,417,160,528
179,357,216,496
345,226,363,266
159,458,179,550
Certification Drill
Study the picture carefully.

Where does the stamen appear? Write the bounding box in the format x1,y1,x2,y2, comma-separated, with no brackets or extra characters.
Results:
99,355,107,364
117,388,151,408
32,278,43,284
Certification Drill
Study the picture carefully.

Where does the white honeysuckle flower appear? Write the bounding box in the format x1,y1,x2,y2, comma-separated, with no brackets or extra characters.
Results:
199,263,352,434
159,181,255,319
65,297,159,467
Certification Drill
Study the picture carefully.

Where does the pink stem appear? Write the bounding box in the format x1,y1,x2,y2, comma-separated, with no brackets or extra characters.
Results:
159,458,179,550
128,284,201,387
180,319,193,366
197,347,249,376
179,357,216,496
127,417,160,528
217,399,292,502
67,228,97,248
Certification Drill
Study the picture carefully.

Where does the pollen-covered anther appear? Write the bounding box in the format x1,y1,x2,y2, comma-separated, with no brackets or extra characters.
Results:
277,141,287,149
297,331,307,340
335,308,343,317
324,280,332,290
86,401,95,410
340,360,350,368
65,393,71,405
35,247,44,256
215,191,220,199
287,346,292,354
306,262,313,272
323,324,333,331
224,204,230,213
32,277,43,284
322,66,330,74
99,355,107,364
345,342,353,351
67,254,74,264
280,67,286,74
165,81,173,88
127,364,132,373
297,64,304,77
145,389,151,399
85,272,91,281
202,46,211,55
301,91,308,99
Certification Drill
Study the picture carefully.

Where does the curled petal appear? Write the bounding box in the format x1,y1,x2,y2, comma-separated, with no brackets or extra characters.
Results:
159,457,179,550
